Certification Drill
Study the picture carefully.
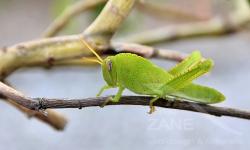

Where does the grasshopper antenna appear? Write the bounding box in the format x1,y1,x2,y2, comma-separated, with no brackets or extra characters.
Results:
79,36,104,64
81,57,102,65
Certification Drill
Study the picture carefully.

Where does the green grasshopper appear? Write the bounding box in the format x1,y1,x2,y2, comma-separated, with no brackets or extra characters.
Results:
80,38,225,113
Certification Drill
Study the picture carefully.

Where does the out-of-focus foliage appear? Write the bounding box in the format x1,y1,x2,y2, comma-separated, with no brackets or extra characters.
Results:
51,0,79,34
117,9,144,35
91,3,105,19
52,0,75,17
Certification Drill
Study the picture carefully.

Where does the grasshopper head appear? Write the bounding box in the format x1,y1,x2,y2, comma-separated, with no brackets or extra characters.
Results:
102,56,117,87
79,36,117,86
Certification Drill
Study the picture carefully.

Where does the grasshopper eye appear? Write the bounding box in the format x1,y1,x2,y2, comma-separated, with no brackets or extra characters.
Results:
107,60,112,72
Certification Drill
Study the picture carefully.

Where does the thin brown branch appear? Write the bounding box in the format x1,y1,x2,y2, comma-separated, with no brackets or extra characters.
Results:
36,96,250,120
49,42,187,67
0,81,250,120
112,42,187,62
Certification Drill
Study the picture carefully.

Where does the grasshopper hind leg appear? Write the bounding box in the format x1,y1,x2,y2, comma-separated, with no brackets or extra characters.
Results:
148,95,179,114
148,96,160,114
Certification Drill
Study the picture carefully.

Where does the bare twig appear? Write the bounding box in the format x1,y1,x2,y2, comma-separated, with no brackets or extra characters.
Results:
0,82,250,120
50,42,187,66
112,42,187,62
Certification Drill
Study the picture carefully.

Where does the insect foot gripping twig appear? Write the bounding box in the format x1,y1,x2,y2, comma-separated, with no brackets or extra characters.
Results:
100,87,125,108
148,97,160,114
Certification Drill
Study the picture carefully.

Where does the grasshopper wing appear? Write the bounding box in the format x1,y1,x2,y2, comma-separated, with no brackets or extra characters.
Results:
172,84,225,103
168,51,202,76
160,59,213,95
167,51,225,103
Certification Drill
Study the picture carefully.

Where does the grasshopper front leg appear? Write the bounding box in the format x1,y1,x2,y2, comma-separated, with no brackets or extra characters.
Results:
97,85,112,97
111,86,125,102
100,86,125,107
